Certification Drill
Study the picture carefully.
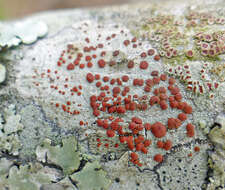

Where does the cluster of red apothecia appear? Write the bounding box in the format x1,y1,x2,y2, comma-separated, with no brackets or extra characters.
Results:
86,69,195,166
33,29,197,166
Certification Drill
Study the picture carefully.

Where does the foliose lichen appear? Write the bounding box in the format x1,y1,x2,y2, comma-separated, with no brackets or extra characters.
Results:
70,160,111,190
0,20,48,51
0,163,52,190
36,136,81,175
0,104,23,155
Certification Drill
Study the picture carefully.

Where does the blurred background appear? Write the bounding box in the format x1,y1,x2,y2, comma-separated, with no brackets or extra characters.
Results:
0,0,129,20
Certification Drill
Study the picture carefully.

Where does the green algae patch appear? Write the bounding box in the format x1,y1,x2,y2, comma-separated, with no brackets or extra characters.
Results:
71,161,111,190
36,136,80,175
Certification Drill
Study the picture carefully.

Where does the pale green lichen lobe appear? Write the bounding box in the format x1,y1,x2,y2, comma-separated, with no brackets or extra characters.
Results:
71,161,111,190
0,20,48,50
36,136,81,175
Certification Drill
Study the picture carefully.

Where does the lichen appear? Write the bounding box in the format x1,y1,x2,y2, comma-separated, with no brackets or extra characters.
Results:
0,104,23,155
130,3,225,98
19,104,59,159
70,160,111,190
209,114,225,149
0,1,225,190
36,136,81,175
207,114,225,189
41,177,75,190
157,145,209,190
0,63,6,83
0,163,52,190
0,158,13,176
0,20,48,51
103,152,160,190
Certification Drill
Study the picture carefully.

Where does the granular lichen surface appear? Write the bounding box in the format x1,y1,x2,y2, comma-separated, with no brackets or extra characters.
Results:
0,0,225,190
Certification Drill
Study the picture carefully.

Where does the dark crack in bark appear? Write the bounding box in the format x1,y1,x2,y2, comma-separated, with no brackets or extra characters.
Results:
68,176,79,189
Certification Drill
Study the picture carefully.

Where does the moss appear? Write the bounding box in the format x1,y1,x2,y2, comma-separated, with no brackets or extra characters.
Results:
70,160,111,190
